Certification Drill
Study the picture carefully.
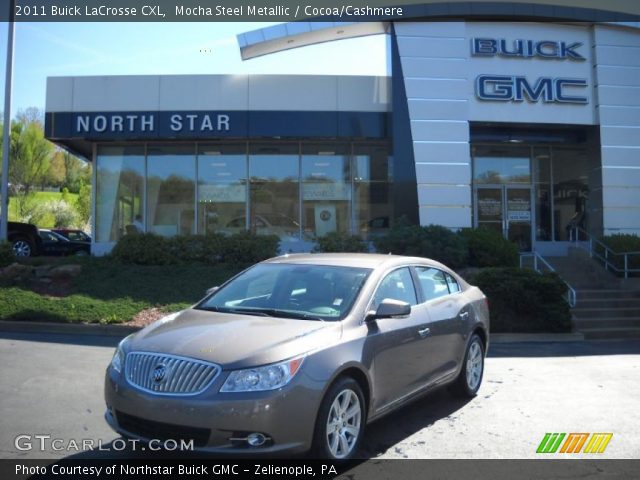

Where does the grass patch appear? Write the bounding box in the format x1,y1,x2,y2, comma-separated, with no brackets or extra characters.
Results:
0,258,246,324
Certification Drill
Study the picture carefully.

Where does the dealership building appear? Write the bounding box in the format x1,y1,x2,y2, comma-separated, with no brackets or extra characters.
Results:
44,4,640,256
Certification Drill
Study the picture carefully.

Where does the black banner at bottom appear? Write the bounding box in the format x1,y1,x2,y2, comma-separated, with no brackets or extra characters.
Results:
2,459,639,480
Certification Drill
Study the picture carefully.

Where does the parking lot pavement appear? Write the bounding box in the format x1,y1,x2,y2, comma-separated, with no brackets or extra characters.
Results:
0,331,639,459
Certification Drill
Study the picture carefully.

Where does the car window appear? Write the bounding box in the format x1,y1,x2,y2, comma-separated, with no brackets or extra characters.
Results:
445,273,461,293
372,267,417,309
40,232,57,242
415,267,450,301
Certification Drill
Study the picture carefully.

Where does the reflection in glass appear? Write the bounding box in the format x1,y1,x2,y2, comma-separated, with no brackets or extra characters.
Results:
249,144,300,241
197,145,246,235
553,148,589,241
354,145,392,238
147,145,196,237
96,146,144,242
302,144,350,239
474,146,530,184
533,147,552,240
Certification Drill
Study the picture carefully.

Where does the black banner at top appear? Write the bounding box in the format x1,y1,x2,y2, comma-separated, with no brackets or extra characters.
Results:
3,0,640,22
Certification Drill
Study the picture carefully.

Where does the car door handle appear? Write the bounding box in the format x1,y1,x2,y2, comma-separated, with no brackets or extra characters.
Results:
418,327,431,338
459,312,469,320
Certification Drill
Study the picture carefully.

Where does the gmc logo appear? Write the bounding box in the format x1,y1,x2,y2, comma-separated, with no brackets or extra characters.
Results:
476,75,588,104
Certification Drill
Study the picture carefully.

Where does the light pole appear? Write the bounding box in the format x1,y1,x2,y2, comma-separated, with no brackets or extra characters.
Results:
1,0,15,241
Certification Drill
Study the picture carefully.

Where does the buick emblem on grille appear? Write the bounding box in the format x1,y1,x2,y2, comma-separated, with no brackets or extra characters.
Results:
153,364,167,383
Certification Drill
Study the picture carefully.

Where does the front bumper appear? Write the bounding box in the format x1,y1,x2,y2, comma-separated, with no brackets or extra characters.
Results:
104,365,323,455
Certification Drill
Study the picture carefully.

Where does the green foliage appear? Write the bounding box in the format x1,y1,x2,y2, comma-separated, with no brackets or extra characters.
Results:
598,234,640,275
223,231,280,264
110,233,174,266
8,112,53,195
0,241,16,268
0,259,244,324
373,218,468,268
471,268,571,333
75,182,92,225
313,231,368,253
460,227,519,267
111,232,280,266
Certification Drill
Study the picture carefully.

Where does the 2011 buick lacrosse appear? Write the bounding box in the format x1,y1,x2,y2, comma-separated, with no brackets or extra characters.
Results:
104,253,489,459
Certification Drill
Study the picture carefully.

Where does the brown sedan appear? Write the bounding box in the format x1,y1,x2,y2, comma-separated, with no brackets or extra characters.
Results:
104,253,489,459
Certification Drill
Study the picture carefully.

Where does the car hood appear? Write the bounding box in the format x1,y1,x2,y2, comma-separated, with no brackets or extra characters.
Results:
126,308,342,369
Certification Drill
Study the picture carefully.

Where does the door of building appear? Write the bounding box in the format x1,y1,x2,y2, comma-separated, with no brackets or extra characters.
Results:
475,185,533,251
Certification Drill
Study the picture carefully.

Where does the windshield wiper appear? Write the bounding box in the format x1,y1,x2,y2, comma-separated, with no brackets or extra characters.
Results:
198,306,325,321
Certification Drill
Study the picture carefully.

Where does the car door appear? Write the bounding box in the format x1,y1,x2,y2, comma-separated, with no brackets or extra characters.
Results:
39,231,66,256
365,267,433,414
414,267,467,381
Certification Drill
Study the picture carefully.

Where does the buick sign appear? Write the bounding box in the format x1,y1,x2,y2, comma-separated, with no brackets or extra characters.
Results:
471,38,585,61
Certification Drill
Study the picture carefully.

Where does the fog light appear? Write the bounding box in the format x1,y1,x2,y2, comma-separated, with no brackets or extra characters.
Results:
247,433,267,447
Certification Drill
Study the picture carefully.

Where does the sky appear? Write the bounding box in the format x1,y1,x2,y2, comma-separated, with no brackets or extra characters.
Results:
0,22,388,116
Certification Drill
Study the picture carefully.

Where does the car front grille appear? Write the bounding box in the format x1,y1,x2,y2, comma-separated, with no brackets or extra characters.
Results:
115,410,210,447
125,352,220,395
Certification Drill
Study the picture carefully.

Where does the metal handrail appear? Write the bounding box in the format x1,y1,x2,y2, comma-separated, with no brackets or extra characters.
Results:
519,251,577,308
569,227,640,279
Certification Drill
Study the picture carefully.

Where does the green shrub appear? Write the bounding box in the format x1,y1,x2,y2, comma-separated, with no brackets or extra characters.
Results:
223,231,280,264
313,231,368,253
0,241,16,268
110,233,174,265
460,227,519,267
111,232,279,265
471,268,571,333
167,234,227,264
374,218,468,268
598,234,640,275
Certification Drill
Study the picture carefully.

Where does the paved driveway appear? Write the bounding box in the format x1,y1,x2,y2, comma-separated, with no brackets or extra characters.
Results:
1,331,638,459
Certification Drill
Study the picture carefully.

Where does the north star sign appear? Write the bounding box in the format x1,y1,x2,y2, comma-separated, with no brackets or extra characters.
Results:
74,112,231,134
471,38,588,104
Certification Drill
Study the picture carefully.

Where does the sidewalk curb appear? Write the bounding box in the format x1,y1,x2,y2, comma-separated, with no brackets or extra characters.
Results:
491,333,585,343
0,320,140,337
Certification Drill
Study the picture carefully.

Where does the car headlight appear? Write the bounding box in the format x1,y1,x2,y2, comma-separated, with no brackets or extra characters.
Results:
220,357,305,392
110,334,133,374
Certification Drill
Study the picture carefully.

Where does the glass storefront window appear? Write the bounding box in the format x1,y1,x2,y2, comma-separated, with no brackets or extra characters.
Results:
197,144,247,235
249,144,300,241
95,145,144,242
354,145,392,238
146,145,196,237
553,148,589,241
533,147,552,241
302,144,351,239
473,146,531,184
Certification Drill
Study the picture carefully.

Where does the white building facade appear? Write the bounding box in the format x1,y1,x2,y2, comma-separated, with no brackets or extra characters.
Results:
45,10,640,255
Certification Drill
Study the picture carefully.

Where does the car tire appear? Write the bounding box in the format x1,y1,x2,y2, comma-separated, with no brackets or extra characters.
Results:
312,377,365,460
11,237,33,257
450,334,485,398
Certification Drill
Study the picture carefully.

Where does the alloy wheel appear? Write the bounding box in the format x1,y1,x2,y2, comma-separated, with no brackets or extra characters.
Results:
466,340,483,391
325,389,362,459
12,240,32,257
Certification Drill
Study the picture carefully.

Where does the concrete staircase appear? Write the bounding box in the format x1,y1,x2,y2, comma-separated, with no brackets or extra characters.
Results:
546,248,640,340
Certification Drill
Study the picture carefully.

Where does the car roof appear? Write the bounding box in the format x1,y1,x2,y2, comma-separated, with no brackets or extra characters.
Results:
263,253,450,270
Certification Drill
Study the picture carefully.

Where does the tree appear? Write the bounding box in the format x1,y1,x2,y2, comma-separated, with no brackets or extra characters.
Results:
76,182,91,226
46,150,67,187
8,108,53,196
63,150,91,193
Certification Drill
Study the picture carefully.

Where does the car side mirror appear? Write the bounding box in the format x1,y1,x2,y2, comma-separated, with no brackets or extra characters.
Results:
206,286,219,296
367,299,411,322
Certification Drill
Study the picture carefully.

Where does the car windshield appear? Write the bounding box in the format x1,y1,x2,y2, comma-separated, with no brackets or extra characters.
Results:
196,263,371,321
